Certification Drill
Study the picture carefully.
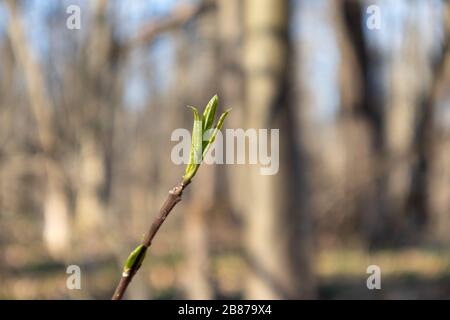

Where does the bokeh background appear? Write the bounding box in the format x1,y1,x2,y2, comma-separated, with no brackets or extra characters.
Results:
0,0,450,299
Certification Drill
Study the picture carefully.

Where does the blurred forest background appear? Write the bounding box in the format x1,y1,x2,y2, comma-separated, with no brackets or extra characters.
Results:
0,0,449,299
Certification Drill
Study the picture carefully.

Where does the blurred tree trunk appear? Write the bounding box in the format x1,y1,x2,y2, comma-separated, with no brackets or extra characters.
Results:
341,0,384,245
426,4,450,243
6,0,71,258
74,136,105,233
342,0,439,246
217,0,246,217
73,0,111,236
379,5,436,245
243,0,315,299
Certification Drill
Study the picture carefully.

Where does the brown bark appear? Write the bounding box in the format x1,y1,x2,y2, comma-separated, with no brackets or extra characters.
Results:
112,180,190,300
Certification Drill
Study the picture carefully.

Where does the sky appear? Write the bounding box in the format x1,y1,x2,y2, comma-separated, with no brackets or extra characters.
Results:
292,0,341,125
0,0,445,116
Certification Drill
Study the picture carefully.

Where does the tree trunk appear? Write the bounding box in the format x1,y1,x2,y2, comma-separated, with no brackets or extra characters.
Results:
426,4,450,243
243,0,315,299
74,136,105,234
379,3,435,245
43,161,71,257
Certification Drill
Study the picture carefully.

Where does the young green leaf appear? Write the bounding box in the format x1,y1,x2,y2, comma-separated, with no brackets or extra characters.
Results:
202,94,218,132
183,97,231,183
189,106,202,164
123,244,146,274
184,106,202,182
203,109,231,158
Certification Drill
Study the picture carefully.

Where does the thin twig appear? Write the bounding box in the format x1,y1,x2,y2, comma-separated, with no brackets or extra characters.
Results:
112,95,229,300
112,179,191,300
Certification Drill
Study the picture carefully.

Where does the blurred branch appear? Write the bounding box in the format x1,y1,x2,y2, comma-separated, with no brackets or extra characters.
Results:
119,0,216,56
5,0,54,151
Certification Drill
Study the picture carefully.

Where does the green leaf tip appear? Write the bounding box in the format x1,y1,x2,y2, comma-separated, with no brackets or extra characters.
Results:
123,244,146,274
185,106,202,182
203,108,231,158
183,95,231,183
202,95,218,132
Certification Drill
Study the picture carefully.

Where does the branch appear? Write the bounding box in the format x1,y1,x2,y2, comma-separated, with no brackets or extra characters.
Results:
119,0,215,56
111,95,229,300
112,179,190,300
